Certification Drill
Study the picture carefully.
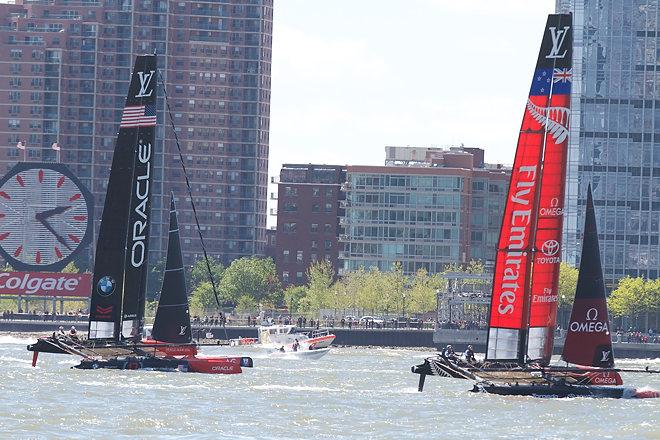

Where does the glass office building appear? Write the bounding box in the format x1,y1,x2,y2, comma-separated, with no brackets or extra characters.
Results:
340,148,509,275
557,0,659,286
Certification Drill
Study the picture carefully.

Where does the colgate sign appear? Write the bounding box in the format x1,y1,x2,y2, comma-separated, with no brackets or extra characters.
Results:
0,271,92,297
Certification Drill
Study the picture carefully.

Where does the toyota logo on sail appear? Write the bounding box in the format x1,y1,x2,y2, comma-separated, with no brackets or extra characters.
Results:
541,240,560,256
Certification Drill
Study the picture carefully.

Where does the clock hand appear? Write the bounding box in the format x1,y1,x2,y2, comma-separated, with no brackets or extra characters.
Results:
35,205,72,221
37,217,73,251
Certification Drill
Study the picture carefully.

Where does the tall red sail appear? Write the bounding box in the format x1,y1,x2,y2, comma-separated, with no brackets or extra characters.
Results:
562,185,614,368
486,14,572,362
526,15,573,364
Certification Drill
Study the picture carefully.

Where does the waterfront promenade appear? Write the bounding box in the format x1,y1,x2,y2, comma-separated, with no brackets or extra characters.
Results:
2,317,659,359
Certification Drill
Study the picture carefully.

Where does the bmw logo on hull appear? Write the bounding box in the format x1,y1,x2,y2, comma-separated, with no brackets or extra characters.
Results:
97,276,116,296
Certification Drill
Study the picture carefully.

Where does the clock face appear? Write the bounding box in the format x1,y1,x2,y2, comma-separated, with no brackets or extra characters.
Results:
0,162,93,272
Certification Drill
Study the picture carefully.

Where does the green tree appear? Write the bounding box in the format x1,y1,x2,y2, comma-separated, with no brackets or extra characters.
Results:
609,277,658,330
408,268,438,314
146,258,165,301
189,281,218,313
235,295,258,314
305,260,335,313
220,257,281,306
557,262,578,309
284,285,307,315
189,257,224,291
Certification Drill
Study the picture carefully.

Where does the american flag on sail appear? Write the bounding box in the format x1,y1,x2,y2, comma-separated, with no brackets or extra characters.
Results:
119,104,156,128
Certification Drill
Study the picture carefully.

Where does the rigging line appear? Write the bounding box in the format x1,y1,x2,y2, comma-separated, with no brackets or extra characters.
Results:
157,70,222,312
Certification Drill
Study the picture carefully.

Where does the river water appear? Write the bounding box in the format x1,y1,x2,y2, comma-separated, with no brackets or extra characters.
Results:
1,335,658,439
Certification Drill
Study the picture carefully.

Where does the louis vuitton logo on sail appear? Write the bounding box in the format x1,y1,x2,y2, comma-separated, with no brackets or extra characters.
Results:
545,26,570,59
131,139,151,268
136,70,155,98
497,165,537,315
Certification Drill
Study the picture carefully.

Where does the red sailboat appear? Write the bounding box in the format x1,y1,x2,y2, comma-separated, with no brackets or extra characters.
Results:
411,14,659,398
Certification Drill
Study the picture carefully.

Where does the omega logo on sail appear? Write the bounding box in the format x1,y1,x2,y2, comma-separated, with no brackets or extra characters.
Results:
497,165,537,315
569,307,609,333
539,197,563,216
131,140,151,268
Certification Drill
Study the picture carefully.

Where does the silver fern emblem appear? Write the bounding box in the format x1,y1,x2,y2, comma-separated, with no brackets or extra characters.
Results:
526,99,570,143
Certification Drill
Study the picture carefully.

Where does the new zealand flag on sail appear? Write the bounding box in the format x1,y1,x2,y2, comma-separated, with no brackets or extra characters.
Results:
530,68,572,96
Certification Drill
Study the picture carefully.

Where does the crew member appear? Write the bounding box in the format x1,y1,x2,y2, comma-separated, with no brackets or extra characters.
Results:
441,344,456,360
57,326,66,337
464,345,476,363
69,326,78,340
292,339,300,352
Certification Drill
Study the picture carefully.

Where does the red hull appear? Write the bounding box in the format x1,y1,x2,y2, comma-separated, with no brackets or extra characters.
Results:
184,355,246,374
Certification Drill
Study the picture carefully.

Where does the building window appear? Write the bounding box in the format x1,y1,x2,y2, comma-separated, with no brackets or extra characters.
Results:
296,272,303,282
283,222,297,232
324,203,333,212
8,119,20,129
282,271,289,283
325,188,334,197
283,202,297,212
296,250,303,263
324,223,332,233
10,49,22,59
312,187,320,196
325,240,332,250
282,250,289,262
311,240,318,249
311,223,319,233
284,186,298,196
311,253,317,261
312,203,320,212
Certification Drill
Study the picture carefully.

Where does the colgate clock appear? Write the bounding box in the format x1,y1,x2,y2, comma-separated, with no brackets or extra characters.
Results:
0,162,93,271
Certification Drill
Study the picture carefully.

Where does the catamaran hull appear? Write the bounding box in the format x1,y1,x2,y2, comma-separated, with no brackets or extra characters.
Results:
473,382,660,399
74,355,253,374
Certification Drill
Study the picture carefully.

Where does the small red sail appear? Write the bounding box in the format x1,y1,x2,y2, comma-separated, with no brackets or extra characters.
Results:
486,14,572,362
562,185,614,368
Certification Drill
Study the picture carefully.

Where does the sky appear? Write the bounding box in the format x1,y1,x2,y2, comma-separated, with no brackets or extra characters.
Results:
268,0,557,177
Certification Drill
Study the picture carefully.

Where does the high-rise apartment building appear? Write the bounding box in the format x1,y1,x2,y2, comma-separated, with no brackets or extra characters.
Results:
0,0,272,267
274,164,346,286
557,0,659,285
340,147,509,275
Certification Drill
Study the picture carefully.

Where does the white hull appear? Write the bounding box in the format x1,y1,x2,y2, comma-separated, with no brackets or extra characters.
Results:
269,347,331,360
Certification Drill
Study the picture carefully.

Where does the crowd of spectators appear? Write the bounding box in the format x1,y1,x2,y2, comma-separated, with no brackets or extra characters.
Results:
1,309,87,322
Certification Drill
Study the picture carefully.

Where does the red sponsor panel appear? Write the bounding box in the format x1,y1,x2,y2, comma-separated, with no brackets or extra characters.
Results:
563,299,614,368
488,129,544,330
184,356,243,374
0,271,91,297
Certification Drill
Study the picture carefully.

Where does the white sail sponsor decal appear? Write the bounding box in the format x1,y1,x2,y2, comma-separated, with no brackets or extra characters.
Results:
497,166,537,315
131,140,152,268
545,26,570,59
136,70,155,98
569,308,609,333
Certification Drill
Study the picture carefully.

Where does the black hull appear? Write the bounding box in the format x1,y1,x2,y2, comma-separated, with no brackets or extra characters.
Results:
473,383,638,399
75,356,187,372
27,337,70,355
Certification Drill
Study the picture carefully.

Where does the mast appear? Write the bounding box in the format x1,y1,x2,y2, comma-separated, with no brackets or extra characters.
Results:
151,193,192,344
88,55,157,341
485,14,572,363
561,185,614,368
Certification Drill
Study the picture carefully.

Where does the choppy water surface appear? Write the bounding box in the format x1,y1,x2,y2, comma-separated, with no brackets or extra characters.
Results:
1,335,658,440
